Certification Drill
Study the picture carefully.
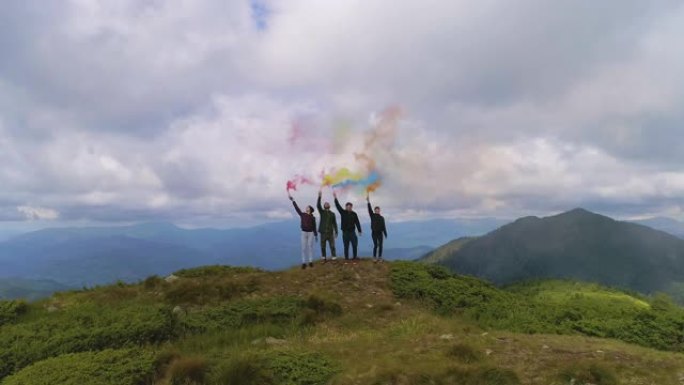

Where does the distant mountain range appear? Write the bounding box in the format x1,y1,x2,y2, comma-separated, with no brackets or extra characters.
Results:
0,217,503,295
424,208,684,295
632,217,684,239
0,278,70,301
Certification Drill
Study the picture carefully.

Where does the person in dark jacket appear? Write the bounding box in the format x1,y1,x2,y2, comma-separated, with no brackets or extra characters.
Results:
317,189,338,262
288,192,318,269
366,192,388,262
333,189,362,263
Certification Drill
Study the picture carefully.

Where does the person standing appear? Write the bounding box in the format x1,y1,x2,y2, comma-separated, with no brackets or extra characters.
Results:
367,192,388,262
317,189,338,263
333,190,362,263
288,192,318,269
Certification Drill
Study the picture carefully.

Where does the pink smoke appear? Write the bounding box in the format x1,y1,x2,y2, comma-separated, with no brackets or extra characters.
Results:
286,175,314,192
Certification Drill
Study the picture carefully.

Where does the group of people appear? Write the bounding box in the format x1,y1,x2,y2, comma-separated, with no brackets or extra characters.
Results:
288,188,388,269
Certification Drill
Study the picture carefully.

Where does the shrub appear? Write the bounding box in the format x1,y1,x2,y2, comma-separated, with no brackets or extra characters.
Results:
163,280,248,305
181,296,342,335
558,363,618,385
468,367,521,385
174,265,260,278
0,303,176,380
168,357,209,385
391,262,684,353
300,295,343,326
210,355,274,385
180,297,302,334
2,348,158,385
210,351,336,385
266,351,338,385
446,343,483,364
143,275,164,290
372,366,520,385
0,300,28,326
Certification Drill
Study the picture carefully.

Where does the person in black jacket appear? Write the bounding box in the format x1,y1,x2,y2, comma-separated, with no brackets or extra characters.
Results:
333,189,362,263
288,192,318,269
366,192,387,262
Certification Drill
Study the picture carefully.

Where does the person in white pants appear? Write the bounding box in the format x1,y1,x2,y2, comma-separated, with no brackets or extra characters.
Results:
289,192,318,269
301,231,316,266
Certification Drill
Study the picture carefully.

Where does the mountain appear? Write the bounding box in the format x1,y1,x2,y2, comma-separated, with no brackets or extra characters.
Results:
0,217,503,291
633,216,684,239
0,278,71,301
1,261,683,384
426,208,684,294
418,236,476,264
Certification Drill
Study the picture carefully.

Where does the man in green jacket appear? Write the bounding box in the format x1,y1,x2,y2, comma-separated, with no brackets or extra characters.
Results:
317,189,339,262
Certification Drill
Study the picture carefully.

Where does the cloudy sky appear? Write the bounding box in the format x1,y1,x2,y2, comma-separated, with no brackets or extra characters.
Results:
2,0,684,231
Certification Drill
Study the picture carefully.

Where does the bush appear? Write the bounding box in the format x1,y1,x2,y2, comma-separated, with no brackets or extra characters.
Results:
558,363,618,385
209,351,336,385
446,343,483,364
143,275,164,290
372,366,520,385
174,265,261,278
210,355,274,385
2,348,158,385
0,303,176,380
266,351,338,385
0,300,28,326
168,357,209,385
301,295,343,326
180,297,302,334
390,262,684,353
181,296,343,334
164,280,247,305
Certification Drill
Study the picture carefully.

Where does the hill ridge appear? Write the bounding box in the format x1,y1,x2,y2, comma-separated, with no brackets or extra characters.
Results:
426,208,684,296
2,260,684,384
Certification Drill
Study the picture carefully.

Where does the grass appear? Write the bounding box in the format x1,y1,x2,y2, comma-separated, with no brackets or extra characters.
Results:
2,260,684,385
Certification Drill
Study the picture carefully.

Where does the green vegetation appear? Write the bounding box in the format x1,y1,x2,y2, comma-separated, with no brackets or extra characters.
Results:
420,236,476,264
431,208,684,294
0,300,27,326
209,351,337,385
2,348,158,385
390,262,684,352
173,265,262,278
557,363,618,385
1,261,684,384
0,303,176,378
180,297,304,334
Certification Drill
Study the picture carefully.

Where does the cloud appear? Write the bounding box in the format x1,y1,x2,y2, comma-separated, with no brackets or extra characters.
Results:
2,1,684,226
17,205,60,221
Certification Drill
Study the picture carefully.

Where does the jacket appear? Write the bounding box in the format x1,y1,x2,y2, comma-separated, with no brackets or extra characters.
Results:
293,201,318,236
368,201,387,237
334,198,362,233
317,196,339,235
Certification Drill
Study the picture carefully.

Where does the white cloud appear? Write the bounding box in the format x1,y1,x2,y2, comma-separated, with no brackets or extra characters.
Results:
17,205,60,220
2,1,684,225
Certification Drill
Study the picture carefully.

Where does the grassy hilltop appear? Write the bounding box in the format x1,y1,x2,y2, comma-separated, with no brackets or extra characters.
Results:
1,261,683,385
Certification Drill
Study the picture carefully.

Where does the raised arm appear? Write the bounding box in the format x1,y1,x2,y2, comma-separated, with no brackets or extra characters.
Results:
366,192,373,217
291,198,303,216
317,190,323,212
334,197,344,214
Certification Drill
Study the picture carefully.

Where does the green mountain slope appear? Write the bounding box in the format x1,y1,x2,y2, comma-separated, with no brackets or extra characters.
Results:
419,236,476,264
1,261,684,385
427,208,684,294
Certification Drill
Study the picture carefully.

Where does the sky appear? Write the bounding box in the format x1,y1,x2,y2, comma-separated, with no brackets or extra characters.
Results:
2,0,684,231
